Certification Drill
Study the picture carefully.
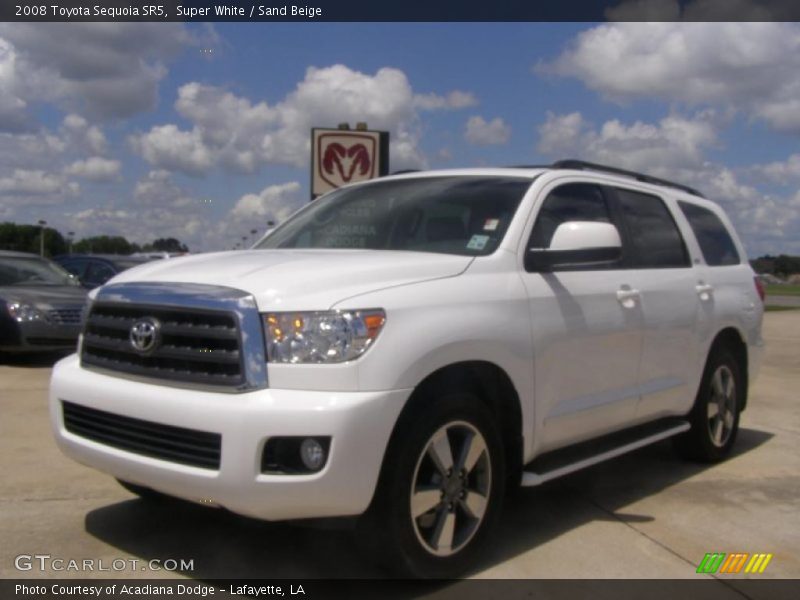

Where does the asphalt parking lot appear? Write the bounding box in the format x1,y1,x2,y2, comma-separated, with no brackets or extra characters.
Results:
1,312,798,587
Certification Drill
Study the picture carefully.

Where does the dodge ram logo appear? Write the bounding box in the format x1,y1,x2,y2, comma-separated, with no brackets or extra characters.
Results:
130,318,161,354
317,133,377,190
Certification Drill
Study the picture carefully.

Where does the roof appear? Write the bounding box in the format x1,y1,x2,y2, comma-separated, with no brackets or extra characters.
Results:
380,160,704,198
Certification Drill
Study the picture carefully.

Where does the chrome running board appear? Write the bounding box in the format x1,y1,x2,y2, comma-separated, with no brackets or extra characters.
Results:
521,419,690,487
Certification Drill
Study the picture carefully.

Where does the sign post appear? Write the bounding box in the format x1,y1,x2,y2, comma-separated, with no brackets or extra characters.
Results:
310,127,389,199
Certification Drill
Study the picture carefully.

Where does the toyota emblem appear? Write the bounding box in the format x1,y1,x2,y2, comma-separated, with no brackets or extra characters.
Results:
129,318,161,354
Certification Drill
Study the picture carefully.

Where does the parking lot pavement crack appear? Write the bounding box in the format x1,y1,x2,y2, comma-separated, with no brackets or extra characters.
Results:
568,485,755,599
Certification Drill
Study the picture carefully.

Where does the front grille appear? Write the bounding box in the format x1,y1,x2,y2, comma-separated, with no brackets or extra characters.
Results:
27,337,77,346
62,401,221,469
81,303,244,388
48,308,82,325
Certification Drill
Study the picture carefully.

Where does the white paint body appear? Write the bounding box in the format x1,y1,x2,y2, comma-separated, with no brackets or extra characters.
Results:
49,168,764,520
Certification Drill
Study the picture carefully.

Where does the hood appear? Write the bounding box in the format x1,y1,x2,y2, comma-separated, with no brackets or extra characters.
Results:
0,285,87,308
106,249,472,310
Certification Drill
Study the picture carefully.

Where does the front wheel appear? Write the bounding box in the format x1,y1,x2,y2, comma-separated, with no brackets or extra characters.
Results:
359,393,505,578
674,347,742,462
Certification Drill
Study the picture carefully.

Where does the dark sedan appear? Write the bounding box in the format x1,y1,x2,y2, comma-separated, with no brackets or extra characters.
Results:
54,254,155,289
0,251,88,352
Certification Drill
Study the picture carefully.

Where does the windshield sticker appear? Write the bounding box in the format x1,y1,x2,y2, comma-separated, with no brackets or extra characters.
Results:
483,218,500,231
467,234,490,251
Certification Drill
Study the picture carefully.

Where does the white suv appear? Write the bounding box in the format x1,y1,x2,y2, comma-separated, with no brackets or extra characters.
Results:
50,161,764,577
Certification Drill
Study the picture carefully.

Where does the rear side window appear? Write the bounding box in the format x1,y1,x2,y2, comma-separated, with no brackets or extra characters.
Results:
678,201,741,266
615,189,689,268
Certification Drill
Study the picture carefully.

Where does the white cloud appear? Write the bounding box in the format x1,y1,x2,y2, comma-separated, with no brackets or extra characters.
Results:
131,125,213,176
134,170,198,209
230,182,303,222
751,154,800,185
0,38,31,132
537,111,718,174
132,65,474,176
0,23,203,122
539,22,800,132
61,114,108,155
464,116,511,145
0,169,72,195
65,157,120,182
0,113,118,210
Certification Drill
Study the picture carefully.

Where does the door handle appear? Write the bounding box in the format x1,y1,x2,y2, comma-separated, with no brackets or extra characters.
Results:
696,283,714,301
616,288,640,308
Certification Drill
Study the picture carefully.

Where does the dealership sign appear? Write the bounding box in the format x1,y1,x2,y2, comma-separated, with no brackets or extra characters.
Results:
311,128,389,198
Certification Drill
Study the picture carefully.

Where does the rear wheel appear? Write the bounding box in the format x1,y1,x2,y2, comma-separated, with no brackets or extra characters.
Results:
359,392,505,578
674,347,742,462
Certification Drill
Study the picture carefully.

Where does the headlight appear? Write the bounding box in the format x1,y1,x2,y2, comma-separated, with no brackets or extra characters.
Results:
264,309,386,364
6,302,48,322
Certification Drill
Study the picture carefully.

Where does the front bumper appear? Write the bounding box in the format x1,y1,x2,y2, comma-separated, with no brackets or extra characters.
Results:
50,354,410,521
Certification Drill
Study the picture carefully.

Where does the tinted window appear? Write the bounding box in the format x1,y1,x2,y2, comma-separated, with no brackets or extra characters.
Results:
259,177,531,256
529,183,611,248
84,261,116,286
59,259,87,278
0,256,80,287
616,189,689,268
678,201,740,266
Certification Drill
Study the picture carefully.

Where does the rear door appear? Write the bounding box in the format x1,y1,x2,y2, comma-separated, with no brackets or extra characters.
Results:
607,186,701,419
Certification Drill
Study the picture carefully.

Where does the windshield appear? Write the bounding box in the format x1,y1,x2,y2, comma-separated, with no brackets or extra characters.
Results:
0,256,80,287
257,176,531,256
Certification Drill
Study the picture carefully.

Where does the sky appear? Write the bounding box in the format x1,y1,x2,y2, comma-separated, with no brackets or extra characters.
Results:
1,19,799,256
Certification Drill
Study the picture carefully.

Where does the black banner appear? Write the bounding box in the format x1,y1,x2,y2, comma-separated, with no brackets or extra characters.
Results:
2,579,800,600
4,0,800,22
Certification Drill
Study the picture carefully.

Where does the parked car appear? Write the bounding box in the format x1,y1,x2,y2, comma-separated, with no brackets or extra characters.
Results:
50,161,764,577
0,251,87,353
54,254,156,289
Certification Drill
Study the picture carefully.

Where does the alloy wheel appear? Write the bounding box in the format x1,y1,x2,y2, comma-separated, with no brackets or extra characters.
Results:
409,420,491,557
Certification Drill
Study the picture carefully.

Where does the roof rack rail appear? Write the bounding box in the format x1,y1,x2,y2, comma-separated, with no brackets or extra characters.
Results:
390,169,421,175
551,159,705,198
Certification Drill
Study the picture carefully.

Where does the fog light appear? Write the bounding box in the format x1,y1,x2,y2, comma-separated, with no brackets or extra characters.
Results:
300,438,325,471
261,436,331,474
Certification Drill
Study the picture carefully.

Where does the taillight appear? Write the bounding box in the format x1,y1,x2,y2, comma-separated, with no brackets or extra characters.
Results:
754,276,766,303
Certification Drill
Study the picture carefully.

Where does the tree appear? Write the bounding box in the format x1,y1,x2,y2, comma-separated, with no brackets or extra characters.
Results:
73,235,138,255
0,222,67,257
144,237,189,253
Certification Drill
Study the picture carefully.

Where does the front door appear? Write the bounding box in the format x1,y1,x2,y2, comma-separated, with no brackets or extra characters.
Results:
520,182,644,452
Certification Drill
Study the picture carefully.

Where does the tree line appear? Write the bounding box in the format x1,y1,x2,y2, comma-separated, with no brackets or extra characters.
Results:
0,222,189,257
750,254,800,277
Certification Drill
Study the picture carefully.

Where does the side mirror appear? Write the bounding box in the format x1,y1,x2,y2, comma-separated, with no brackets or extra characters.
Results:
526,221,622,272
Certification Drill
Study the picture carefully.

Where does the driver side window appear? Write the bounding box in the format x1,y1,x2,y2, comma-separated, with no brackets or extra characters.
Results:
529,183,611,248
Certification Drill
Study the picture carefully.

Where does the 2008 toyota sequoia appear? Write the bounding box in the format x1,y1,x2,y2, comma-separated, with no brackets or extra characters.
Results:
50,160,764,577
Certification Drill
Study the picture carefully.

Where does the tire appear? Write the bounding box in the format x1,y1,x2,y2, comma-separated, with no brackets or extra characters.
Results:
673,346,742,462
358,392,505,578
